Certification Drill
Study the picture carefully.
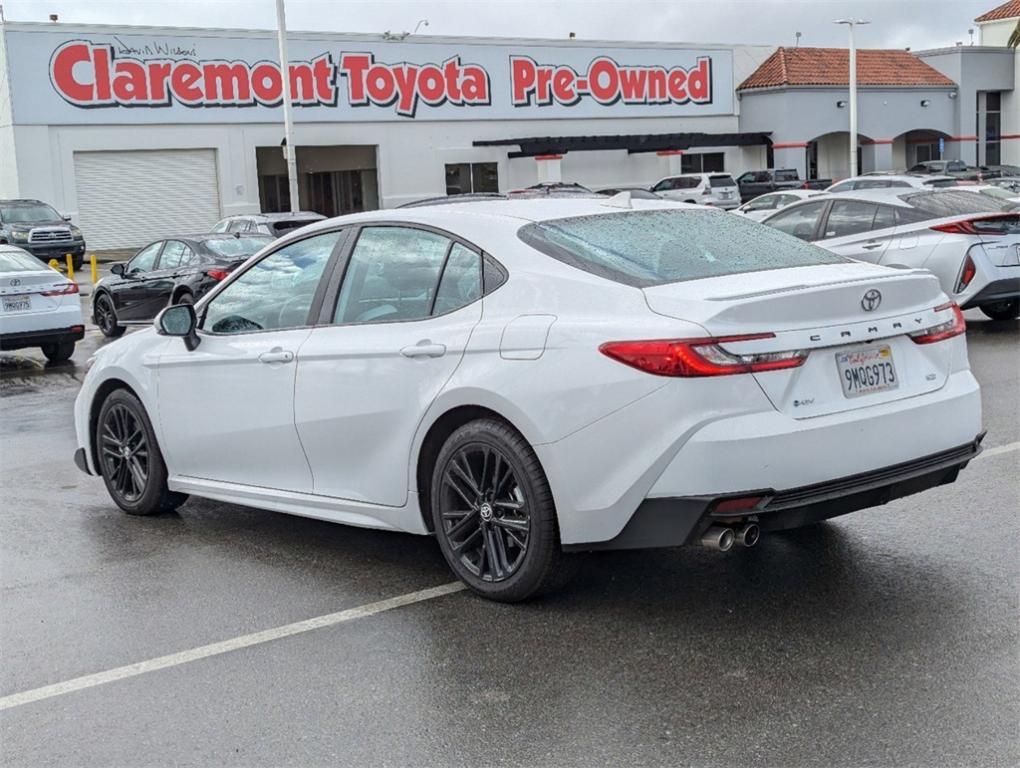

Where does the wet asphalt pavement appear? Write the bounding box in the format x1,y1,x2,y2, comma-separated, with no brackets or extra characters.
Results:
0,300,1017,767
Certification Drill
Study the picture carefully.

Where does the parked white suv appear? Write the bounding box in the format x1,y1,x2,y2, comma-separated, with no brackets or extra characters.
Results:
650,174,740,210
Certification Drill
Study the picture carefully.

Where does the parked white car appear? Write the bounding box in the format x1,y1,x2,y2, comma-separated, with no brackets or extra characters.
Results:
74,198,983,601
761,188,1020,321
952,184,1020,206
650,173,741,209
732,190,820,221
825,174,958,193
0,244,84,362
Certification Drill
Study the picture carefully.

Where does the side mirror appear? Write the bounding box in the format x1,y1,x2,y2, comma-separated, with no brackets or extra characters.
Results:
62,215,72,222
111,263,125,276
155,302,200,351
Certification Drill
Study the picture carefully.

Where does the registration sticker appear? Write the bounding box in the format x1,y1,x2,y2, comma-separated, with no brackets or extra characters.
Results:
836,345,898,398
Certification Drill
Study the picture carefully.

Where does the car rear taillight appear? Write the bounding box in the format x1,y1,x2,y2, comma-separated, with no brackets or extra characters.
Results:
931,214,1019,236
599,334,808,377
956,255,977,292
909,302,966,345
206,269,230,281
40,282,79,297
701,188,712,196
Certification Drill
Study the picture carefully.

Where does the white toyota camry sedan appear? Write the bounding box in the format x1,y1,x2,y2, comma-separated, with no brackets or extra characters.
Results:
74,197,984,601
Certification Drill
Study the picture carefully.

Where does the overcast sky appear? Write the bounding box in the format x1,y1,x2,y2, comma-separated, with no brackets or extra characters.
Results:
1,0,1000,50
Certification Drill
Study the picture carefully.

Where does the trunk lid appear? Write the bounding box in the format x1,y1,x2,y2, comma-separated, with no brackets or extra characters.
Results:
642,262,953,418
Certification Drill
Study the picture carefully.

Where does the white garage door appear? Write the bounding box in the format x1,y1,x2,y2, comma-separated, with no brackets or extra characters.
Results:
73,149,220,250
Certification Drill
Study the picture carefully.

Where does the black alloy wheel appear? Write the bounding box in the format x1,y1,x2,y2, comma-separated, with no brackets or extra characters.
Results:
94,294,125,338
439,443,532,583
431,418,577,601
96,389,187,515
100,402,150,504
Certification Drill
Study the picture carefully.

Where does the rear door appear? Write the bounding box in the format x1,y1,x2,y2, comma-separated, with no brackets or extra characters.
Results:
816,199,894,263
293,224,485,507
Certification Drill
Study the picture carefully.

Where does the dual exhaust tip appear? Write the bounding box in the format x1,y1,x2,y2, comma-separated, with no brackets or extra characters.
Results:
700,523,760,552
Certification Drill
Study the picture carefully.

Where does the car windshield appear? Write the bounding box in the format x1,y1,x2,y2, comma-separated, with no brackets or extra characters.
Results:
518,209,846,288
204,237,272,258
900,190,1014,217
0,203,62,223
0,248,47,272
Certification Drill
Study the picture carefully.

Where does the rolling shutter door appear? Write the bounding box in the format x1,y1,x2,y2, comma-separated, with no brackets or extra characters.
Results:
73,149,220,250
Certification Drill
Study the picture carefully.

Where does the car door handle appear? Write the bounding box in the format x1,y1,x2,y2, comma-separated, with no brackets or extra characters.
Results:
401,340,446,358
258,347,294,364
862,241,884,250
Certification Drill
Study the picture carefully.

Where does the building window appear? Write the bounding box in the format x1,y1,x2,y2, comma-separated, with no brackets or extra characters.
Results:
445,163,499,195
984,92,1002,167
680,153,725,174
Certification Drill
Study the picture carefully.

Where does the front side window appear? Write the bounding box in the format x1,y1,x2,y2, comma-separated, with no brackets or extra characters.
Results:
128,242,162,274
518,208,844,288
202,230,342,334
743,195,779,212
334,226,450,324
210,219,230,233
823,201,879,239
764,201,827,242
827,180,855,193
227,219,250,233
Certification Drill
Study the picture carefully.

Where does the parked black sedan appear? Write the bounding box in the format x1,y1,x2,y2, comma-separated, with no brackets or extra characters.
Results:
92,233,271,338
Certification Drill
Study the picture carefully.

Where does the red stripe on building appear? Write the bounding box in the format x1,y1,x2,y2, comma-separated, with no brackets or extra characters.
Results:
772,142,808,149
945,136,978,142
656,149,684,156
534,154,563,161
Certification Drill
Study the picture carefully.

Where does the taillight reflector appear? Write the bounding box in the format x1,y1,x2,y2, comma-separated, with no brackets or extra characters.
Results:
956,255,977,293
599,334,808,377
40,282,79,297
910,302,966,345
206,269,230,281
711,495,765,515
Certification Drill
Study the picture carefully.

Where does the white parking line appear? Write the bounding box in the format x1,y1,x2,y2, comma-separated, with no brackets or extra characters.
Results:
0,581,465,712
977,441,1020,461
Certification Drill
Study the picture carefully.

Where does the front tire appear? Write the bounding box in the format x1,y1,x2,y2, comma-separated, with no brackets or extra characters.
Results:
431,418,575,602
94,293,125,338
96,389,187,515
980,298,1019,321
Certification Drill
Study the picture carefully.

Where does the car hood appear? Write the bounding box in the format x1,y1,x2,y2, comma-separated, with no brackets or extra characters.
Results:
6,219,69,230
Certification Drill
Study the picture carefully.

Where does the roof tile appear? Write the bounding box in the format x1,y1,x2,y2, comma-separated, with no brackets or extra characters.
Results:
737,47,958,91
974,1,1020,22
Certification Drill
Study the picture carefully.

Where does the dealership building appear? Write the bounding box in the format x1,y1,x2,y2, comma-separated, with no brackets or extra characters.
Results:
1,0,1018,249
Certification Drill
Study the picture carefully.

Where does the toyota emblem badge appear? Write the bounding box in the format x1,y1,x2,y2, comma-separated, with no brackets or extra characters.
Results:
861,289,882,312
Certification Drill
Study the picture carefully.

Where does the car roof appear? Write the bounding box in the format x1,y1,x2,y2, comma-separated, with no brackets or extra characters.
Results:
0,199,48,206
225,212,325,221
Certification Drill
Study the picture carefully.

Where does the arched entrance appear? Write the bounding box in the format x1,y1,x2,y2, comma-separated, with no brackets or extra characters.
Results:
806,131,875,181
894,130,952,170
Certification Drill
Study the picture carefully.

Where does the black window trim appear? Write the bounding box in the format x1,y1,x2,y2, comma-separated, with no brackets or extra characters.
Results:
316,220,506,327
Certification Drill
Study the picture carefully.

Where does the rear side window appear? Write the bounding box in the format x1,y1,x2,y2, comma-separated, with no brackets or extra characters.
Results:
709,175,736,188
854,179,891,190
517,209,844,288
271,218,321,236
774,170,799,182
900,190,1013,218
743,195,780,212
823,200,879,239
827,181,855,193
226,219,249,233
432,243,482,316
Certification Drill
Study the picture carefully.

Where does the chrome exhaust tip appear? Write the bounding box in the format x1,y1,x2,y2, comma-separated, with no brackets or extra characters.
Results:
735,523,760,547
700,525,735,552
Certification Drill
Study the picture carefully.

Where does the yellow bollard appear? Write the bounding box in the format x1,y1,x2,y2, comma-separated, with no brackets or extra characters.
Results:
65,254,74,281
48,258,60,270
90,254,98,284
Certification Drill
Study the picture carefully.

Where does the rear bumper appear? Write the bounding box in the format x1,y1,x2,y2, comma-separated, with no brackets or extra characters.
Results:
0,324,85,350
567,432,984,551
960,277,1020,309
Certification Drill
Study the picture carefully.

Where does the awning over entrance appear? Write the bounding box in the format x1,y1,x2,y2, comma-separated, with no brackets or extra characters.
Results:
473,132,772,158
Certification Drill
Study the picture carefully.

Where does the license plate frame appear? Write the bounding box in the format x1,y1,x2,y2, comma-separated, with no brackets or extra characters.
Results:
836,345,899,399
2,294,31,313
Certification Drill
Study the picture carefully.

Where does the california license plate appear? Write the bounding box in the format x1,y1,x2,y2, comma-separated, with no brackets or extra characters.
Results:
2,294,31,312
836,345,898,398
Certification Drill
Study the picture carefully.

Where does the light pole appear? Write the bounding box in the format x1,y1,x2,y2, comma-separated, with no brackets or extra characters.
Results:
835,18,869,179
276,0,299,212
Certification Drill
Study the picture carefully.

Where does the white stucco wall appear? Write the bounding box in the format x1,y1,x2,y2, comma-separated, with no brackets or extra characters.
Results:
978,15,1020,164
0,24,20,198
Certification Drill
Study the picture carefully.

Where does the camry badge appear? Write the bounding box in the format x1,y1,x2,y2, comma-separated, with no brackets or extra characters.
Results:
861,289,882,312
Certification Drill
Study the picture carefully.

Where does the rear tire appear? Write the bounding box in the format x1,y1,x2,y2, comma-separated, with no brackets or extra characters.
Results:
41,340,75,363
980,298,1019,321
431,418,577,602
174,291,194,306
94,293,125,338
96,389,187,515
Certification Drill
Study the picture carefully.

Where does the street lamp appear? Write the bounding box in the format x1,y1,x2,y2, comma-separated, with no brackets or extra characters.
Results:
834,18,870,178
276,0,300,213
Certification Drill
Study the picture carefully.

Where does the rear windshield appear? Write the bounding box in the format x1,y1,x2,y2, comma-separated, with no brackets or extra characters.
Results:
518,209,846,288
900,190,1014,218
271,219,322,235
709,175,736,188
205,237,272,258
0,248,46,272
